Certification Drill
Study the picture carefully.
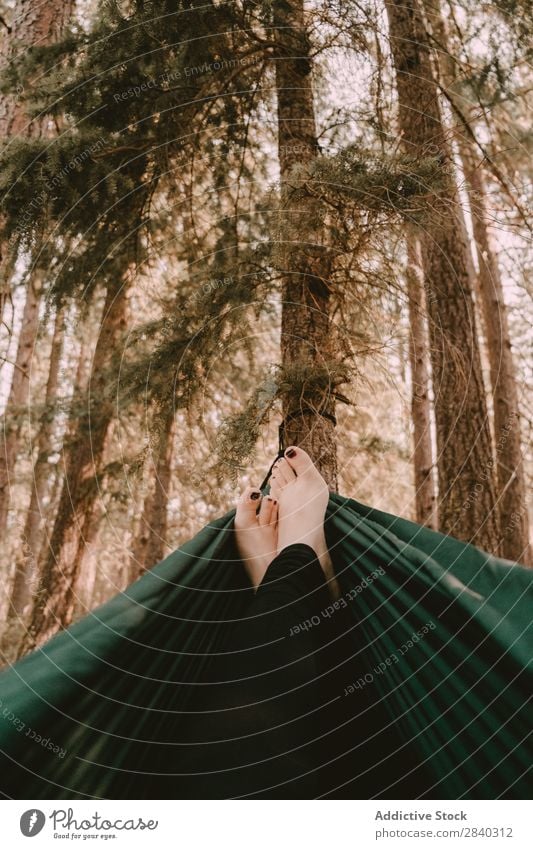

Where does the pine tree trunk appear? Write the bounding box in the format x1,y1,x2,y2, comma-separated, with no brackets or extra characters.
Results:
0,0,75,137
421,0,531,562
406,234,437,528
70,493,105,617
0,0,75,267
0,275,42,534
385,0,500,553
463,159,531,563
36,319,92,568
130,406,175,580
273,0,338,489
19,284,128,654
0,0,75,528
5,304,65,621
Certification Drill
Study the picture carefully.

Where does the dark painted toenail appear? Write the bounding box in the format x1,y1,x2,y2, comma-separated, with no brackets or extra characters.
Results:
286,448,297,458
250,491,260,500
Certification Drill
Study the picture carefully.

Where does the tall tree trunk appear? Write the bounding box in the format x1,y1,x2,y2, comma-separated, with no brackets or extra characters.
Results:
71,491,105,616
19,283,129,654
406,233,437,528
130,405,176,581
5,304,65,622
422,0,531,562
385,0,500,553
0,0,75,267
0,0,75,529
273,0,338,488
0,275,42,534
36,319,93,568
464,162,531,563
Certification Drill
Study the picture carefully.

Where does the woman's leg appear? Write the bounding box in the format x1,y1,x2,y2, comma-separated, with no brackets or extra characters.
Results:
269,446,340,600
177,542,334,798
176,447,346,798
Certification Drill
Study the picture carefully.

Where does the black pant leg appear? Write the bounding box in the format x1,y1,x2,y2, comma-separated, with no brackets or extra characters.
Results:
176,544,333,798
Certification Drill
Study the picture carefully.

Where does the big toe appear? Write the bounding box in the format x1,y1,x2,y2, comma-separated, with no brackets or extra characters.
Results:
283,446,322,481
235,486,262,528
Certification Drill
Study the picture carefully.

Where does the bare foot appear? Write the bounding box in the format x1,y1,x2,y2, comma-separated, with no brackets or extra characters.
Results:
234,486,279,589
269,447,340,599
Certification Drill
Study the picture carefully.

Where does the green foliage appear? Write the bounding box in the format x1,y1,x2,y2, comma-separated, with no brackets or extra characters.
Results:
215,361,354,480
115,264,262,413
214,370,280,482
284,145,449,221
0,132,145,237
0,0,265,304
277,361,353,405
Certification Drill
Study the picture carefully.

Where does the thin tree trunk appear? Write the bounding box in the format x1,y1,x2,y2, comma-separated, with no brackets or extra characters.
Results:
463,159,530,563
0,255,17,349
422,0,531,562
71,493,105,618
72,521,101,617
36,316,93,566
385,0,500,553
130,406,176,581
406,234,437,528
19,283,129,654
273,0,338,488
0,276,42,534
5,304,65,621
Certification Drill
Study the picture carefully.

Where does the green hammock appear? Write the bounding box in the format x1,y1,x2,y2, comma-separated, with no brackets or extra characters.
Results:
0,493,531,799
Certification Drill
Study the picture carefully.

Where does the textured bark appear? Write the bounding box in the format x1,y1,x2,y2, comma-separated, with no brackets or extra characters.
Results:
0,0,75,532
406,234,437,528
422,0,531,562
0,275,42,535
463,159,530,563
273,0,338,489
5,304,65,621
0,0,75,268
36,320,93,568
130,405,176,580
70,492,105,619
0,0,74,137
385,0,499,552
19,284,129,654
